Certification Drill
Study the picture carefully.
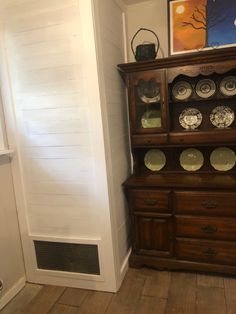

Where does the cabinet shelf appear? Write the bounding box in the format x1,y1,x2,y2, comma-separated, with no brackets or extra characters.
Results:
123,173,236,190
169,129,236,145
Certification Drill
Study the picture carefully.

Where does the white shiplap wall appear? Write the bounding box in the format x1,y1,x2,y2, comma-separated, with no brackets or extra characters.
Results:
0,0,128,292
93,0,131,278
3,0,100,236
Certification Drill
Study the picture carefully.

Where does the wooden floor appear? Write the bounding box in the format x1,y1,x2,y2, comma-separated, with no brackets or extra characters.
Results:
1,268,236,314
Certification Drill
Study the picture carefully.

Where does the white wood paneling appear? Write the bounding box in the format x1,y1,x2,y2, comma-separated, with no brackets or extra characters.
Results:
0,0,119,292
4,0,95,236
3,0,94,236
93,0,131,287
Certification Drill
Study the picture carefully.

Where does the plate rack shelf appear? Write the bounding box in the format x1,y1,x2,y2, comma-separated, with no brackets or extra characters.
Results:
118,47,236,275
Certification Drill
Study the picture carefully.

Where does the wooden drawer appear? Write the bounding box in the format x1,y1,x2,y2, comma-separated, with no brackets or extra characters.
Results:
176,216,236,241
176,238,236,266
132,134,168,147
174,191,236,216
130,189,170,212
169,130,236,145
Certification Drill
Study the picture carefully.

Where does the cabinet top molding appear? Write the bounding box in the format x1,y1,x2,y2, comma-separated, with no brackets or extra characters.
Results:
118,47,236,74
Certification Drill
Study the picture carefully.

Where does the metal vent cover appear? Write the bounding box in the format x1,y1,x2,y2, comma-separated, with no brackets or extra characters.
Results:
34,240,100,275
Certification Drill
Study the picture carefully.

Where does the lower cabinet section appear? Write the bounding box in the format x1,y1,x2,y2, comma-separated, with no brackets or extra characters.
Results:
133,213,173,257
126,187,236,275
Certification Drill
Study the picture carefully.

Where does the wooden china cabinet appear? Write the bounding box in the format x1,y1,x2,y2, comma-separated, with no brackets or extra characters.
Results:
118,47,236,275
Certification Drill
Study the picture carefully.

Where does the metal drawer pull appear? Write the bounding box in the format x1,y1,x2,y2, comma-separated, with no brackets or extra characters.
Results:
203,248,218,257
201,225,218,233
201,201,217,209
145,199,158,206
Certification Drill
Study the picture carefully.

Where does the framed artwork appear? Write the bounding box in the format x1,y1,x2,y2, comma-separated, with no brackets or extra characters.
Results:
169,0,236,55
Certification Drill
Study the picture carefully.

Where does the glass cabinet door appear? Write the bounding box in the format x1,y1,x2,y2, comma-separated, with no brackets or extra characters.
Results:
130,70,167,134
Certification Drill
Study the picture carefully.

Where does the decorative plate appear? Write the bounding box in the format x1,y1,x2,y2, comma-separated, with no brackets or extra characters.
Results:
195,79,216,98
220,76,236,96
144,149,166,171
210,147,236,171
141,109,161,128
179,107,202,130
210,105,234,128
180,148,204,171
172,81,193,101
137,79,160,103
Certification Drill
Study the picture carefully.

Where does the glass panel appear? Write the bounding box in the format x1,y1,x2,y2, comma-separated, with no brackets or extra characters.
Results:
135,78,162,130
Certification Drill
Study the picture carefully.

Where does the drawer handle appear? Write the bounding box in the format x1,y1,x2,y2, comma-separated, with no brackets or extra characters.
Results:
201,201,217,209
145,199,158,206
201,225,218,234
203,248,218,257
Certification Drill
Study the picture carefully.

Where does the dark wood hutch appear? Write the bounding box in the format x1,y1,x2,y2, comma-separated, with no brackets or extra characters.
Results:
118,47,236,275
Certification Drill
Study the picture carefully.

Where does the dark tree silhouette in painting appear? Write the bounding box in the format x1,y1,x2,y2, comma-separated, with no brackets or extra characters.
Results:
182,0,227,48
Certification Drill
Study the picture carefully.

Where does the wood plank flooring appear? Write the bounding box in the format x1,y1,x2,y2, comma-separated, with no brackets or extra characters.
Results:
1,268,236,314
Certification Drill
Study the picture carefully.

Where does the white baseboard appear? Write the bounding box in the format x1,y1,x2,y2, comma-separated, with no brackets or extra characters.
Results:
0,276,26,310
120,247,131,276
116,247,131,291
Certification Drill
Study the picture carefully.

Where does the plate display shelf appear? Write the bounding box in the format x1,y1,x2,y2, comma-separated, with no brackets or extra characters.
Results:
118,47,236,275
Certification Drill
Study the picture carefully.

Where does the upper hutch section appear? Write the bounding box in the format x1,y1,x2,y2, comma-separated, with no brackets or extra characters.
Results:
118,47,236,147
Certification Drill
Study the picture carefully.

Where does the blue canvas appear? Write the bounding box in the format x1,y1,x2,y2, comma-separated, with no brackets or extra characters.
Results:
207,0,236,47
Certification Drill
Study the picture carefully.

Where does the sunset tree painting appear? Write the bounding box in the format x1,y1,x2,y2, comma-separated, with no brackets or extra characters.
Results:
170,0,236,54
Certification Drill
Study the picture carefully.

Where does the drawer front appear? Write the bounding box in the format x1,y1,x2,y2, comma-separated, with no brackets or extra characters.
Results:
176,238,236,266
174,191,236,216
130,189,170,212
176,216,236,241
132,134,168,147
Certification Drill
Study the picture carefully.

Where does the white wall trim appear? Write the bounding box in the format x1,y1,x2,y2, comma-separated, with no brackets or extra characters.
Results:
120,247,131,276
0,23,34,281
29,234,102,243
0,276,26,310
27,234,118,291
34,269,102,282
91,0,131,292
29,234,105,282
27,273,118,292
0,149,13,156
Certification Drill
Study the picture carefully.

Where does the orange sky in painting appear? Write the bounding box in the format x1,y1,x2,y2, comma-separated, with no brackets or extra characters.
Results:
172,0,206,53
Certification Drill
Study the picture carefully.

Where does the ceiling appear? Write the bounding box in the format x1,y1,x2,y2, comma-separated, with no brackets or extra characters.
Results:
123,0,151,5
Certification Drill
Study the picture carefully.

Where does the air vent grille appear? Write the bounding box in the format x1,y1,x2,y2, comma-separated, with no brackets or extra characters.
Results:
34,241,100,275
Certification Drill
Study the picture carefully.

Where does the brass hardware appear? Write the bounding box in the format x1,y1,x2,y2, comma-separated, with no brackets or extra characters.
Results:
201,200,217,209
203,248,217,257
145,199,158,206
201,225,218,234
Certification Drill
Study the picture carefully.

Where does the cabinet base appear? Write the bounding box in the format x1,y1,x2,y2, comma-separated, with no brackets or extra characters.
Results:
129,253,236,276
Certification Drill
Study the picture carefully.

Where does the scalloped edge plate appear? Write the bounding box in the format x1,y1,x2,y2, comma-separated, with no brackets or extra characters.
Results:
210,105,235,128
179,107,202,130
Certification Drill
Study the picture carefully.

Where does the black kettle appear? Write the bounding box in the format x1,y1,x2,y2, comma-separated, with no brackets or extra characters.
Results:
131,28,160,62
